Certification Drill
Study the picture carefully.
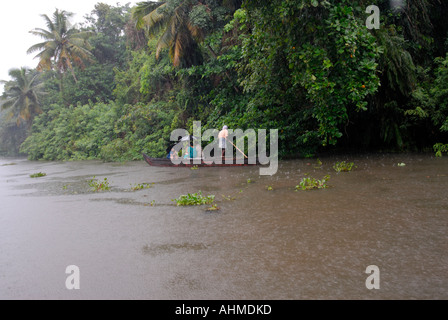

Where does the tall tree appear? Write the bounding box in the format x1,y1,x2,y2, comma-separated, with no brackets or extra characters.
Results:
132,0,240,67
132,1,203,67
27,9,94,84
84,3,132,65
0,67,44,127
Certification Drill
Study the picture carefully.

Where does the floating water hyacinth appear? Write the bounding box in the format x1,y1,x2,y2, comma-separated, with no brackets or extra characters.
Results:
89,177,111,192
296,175,330,191
333,161,355,172
206,204,220,212
30,172,46,178
130,183,154,191
172,191,215,206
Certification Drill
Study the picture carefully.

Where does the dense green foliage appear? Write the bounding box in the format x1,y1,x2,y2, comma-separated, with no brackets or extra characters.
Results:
20,101,175,161
1,1,448,160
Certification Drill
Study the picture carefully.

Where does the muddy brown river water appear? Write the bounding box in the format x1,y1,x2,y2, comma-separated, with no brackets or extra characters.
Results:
0,153,447,299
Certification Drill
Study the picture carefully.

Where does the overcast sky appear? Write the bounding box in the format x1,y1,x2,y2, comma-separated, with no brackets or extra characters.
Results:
0,1,137,93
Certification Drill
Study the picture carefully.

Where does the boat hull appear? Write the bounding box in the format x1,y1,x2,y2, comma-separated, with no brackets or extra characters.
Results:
143,153,259,167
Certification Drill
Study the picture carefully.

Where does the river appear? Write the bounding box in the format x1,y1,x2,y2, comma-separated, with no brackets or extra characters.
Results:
0,153,447,300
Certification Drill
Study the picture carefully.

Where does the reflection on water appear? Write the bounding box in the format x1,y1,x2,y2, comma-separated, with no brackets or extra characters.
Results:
0,154,447,299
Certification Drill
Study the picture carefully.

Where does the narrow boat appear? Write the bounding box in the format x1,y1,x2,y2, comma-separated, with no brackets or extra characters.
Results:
143,153,259,167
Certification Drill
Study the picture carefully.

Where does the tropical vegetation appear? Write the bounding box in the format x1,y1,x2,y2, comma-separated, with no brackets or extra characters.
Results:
1,1,447,159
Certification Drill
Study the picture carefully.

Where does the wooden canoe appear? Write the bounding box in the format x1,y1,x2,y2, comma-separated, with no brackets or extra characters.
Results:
143,153,260,167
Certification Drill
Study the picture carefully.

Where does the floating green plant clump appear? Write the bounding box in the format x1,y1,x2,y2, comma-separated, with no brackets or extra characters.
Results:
144,200,156,207
296,175,330,191
222,195,236,201
206,204,220,212
89,177,111,192
2,163,17,166
266,186,274,191
30,172,46,178
172,191,215,206
333,161,355,172
130,183,154,191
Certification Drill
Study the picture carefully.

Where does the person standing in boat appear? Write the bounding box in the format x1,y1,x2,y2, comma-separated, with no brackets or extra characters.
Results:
218,125,229,158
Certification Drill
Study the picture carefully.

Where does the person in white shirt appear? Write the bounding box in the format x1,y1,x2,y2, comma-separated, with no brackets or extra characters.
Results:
218,125,229,158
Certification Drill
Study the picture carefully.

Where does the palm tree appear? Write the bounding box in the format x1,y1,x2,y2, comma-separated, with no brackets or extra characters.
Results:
27,9,94,83
132,1,204,67
0,68,45,127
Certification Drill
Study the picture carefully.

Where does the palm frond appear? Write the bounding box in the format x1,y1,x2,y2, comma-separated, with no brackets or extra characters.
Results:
35,50,54,71
69,37,94,52
29,28,55,40
27,41,51,55
40,14,55,33
134,0,204,67
133,1,166,30
172,35,183,67
156,14,177,59
54,9,74,33
7,68,26,85
187,22,204,42
0,68,44,126
143,3,171,37
0,98,15,111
